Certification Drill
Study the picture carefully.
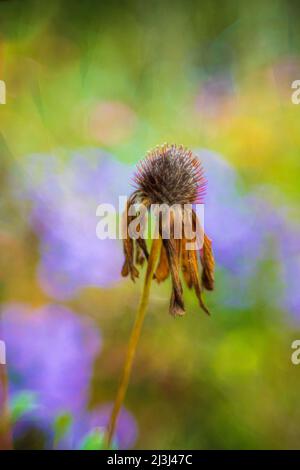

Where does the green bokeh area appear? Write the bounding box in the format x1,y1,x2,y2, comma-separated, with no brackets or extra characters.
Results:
1,0,300,450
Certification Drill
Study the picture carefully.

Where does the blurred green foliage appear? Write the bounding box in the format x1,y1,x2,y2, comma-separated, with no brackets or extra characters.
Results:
1,0,300,450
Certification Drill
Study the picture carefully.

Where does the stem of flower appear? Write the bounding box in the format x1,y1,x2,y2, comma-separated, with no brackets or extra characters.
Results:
106,237,162,448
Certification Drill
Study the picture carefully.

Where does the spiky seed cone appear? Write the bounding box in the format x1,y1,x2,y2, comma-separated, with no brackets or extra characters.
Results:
133,143,206,206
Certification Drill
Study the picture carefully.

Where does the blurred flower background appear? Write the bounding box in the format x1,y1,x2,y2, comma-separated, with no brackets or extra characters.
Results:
1,0,300,449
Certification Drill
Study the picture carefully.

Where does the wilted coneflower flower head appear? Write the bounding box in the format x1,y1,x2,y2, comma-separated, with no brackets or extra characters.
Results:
122,143,215,316
107,144,215,447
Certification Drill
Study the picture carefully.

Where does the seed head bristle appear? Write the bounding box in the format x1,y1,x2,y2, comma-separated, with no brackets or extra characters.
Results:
133,143,206,206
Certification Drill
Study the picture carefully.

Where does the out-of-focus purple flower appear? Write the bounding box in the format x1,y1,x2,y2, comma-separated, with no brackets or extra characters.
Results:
198,149,258,271
196,150,266,307
195,149,300,312
275,220,300,319
279,257,300,318
0,302,101,441
16,148,132,300
243,195,300,320
0,303,139,449
73,404,138,450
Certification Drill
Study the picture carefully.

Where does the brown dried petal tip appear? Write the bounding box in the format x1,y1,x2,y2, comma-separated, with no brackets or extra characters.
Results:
161,239,184,316
154,244,169,283
201,234,215,291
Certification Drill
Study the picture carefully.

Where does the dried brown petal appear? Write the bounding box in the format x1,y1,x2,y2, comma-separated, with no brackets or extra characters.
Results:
155,244,169,283
121,198,140,281
181,237,193,288
181,237,210,315
201,234,215,291
135,241,145,266
163,238,185,316
136,238,149,263
121,237,139,281
190,248,210,315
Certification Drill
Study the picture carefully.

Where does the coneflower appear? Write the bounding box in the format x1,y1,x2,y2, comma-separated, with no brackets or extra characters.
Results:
106,144,215,446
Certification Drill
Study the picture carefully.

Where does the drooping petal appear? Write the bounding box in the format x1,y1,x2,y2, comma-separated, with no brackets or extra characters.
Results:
201,233,215,291
155,243,169,283
121,198,139,281
182,238,210,315
163,238,185,316
181,237,193,289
